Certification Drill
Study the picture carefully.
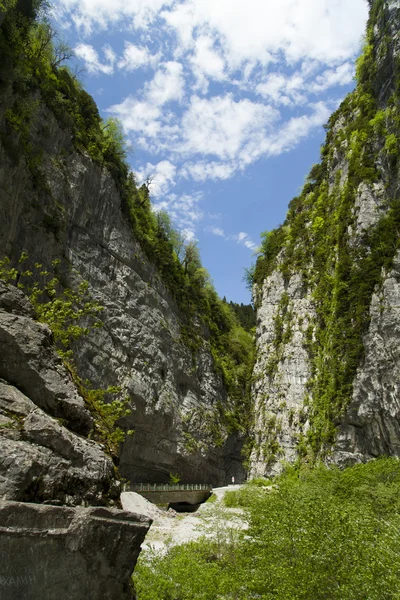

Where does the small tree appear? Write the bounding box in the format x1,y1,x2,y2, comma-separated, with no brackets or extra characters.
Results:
100,117,128,164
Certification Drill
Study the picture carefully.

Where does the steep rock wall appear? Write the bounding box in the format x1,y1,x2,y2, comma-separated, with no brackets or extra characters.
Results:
0,282,150,599
0,87,244,486
251,0,400,476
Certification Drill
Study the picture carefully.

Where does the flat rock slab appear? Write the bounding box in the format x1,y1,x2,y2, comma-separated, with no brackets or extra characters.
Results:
0,501,151,600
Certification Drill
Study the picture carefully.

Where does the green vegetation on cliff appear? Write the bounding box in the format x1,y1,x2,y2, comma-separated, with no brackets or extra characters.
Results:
252,0,400,459
0,0,254,440
0,254,133,457
222,298,256,333
134,459,400,599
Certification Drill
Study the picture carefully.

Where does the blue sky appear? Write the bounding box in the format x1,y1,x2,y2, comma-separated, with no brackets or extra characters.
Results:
52,0,369,304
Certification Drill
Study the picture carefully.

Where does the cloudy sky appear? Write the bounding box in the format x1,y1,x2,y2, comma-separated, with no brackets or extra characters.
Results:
53,0,369,303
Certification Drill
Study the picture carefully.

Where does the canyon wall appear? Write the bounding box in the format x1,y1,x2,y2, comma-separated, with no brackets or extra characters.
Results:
0,72,244,487
250,0,400,476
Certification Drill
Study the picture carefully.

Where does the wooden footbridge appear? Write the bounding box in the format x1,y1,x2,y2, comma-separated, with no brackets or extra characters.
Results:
128,483,212,507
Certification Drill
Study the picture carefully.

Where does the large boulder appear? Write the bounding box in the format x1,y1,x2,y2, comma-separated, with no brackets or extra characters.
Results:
0,501,151,600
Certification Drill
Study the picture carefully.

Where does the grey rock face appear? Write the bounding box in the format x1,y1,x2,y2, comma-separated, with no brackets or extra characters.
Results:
0,500,151,600
0,283,118,506
250,271,314,477
348,182,386,244
0,283,92,436
374,0,400,105
0,280,35,317
0,91,238,485
332,252,400,466
250,0,400,476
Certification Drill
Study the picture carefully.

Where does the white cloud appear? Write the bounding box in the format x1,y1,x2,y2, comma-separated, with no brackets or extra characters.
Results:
107,62,184,149
107,97,162,138
208,227,225,237
152,191,204,239
204,227,256,251
180,228,197,242
190,35,226,93
135,160,177,197
118,42,160,71
162,0,368,70
55,0,173,34
181,161,237,182
74,43,115,74
234,232,256,250
179,94,279,161
263,101,332,157
58,0,367,69
256,73,307,106
144,61,185,106
309,62,355,93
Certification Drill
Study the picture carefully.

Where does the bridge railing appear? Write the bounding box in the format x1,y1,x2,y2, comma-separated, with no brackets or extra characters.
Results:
128,483,212,493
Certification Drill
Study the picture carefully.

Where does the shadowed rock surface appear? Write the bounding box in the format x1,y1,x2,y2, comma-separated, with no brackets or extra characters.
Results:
0,501,151,600
0,283,151,598
0,282,117,506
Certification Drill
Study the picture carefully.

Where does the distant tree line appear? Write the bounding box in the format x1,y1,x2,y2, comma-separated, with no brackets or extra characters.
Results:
222,298,255,332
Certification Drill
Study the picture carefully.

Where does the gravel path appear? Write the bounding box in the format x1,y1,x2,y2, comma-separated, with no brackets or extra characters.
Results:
136,485,247,552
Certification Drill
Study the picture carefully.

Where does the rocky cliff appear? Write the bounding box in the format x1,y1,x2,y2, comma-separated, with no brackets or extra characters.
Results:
0,281,151,599
0,1,248,486
251,0,400,476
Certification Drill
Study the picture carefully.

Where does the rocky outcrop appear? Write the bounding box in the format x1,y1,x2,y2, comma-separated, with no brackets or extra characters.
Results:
0,282,151,598
0,282,117,505
332,252,400,466
0,501,150,600
250,0,400,476
0,90,242,485
0,288,92,437
251,272,315,476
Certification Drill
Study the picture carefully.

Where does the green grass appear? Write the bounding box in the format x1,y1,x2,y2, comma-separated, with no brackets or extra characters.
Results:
134,459,400,600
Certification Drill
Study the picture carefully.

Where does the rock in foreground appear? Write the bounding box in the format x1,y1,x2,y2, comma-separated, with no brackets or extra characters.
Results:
0,501,151,600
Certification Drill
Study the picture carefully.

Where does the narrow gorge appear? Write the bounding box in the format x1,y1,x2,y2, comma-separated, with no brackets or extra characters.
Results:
1,0,400,597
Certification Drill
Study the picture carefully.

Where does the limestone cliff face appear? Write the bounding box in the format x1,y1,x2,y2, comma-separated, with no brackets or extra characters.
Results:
251,0,400,476
0,282,150,599
0,87,243,486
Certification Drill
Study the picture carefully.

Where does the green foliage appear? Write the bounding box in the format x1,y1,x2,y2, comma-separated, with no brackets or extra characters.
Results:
0,254,103,359
384,132,398,156
223,485,262,508
205,492,217,503
0,254,133,456
134,459,400,599
0,0,17,11
169,473,181,484
134,503,243,600
79,382,133,457
222,297,256,332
